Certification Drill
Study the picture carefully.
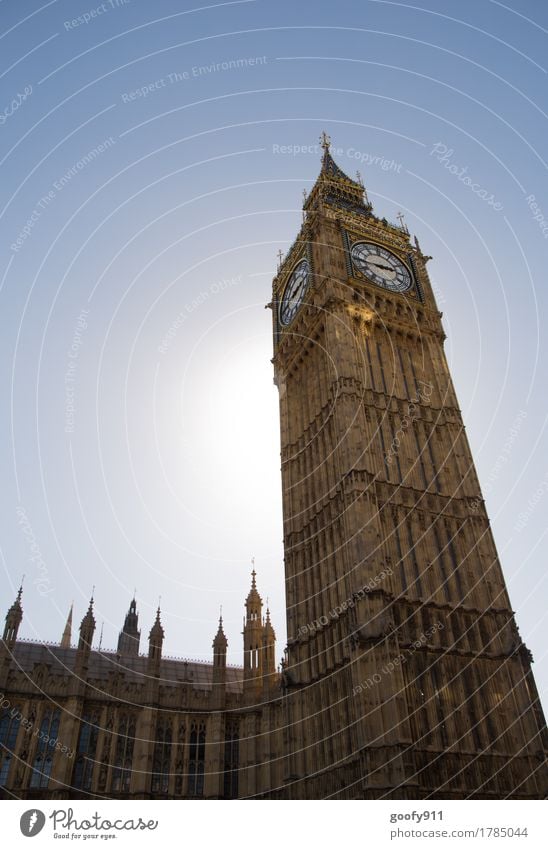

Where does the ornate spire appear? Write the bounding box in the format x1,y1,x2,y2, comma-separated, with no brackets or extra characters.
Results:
261,602,277,686
245,557,261,606
117,596,141,658
213,609,228,647
319,130,331,152
212,609,228,700
264,605,275,633
246,562,262,609
303,134,371,215
60,602,73,649
2,584,24,646
148,605,164,672
149,606,164,641
77,593,96,654
83,593,94,622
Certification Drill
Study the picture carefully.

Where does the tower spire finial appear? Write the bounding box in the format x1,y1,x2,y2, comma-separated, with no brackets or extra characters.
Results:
214,605,227,643
319,130,331,152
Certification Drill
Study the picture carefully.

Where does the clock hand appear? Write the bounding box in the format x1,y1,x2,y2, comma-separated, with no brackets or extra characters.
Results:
367,259,393,272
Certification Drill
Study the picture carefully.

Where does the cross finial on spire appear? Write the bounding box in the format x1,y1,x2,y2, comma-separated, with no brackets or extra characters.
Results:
277,249,283,270
396,212,408,233
319,131,331,152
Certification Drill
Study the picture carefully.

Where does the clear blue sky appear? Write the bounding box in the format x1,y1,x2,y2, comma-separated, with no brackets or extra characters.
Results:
1,1,547,707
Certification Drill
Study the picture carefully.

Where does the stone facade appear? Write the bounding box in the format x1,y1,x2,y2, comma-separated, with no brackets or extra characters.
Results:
0,580,283,799
1,140,546,799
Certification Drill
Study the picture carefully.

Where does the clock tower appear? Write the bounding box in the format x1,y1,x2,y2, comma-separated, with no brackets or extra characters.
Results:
271,134,546,798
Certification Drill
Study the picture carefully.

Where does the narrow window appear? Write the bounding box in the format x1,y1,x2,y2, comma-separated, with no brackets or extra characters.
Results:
151,716,172,795
72,710,100,792
111,714,136,794
30,708,60,789
0,706,21,786
223,718,240,798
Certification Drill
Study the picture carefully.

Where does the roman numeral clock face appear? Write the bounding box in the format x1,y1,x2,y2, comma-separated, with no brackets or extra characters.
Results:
351,242,412,293
279,259,310,326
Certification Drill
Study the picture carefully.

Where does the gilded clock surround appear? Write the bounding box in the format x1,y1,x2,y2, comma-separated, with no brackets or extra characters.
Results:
349,241,414,293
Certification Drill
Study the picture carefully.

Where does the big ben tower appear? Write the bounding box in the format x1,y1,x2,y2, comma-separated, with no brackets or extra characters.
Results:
271,134,547,799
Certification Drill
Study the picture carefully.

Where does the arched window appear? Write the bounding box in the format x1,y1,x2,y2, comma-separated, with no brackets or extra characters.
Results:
72,710,100,792
151,716,172,795
111,714,136,794
187,720,206,797
30,708,60,789
0,706,21,786
223,718,239,798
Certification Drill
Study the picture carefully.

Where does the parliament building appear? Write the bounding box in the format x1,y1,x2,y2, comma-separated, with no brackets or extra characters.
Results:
1,138,546,799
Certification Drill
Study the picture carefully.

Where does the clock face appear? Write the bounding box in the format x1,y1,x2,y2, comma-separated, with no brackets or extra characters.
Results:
351,242,412,293
279,259,310,326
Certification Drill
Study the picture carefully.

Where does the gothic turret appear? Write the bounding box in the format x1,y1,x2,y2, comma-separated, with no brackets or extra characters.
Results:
74,595,96,679
212,612,228,708
2,585,23,649
243,566,264,699
60,602,73,649
77,596,96,653
261,605,277,695
117,597,141,658
213,612,228,669
147,607,164,676
303,131,371,217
